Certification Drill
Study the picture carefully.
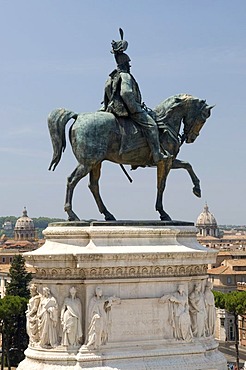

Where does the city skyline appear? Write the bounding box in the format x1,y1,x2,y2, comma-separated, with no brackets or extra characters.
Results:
0,1,245,224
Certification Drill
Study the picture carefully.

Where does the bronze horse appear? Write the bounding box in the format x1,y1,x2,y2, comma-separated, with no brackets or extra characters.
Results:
48,94,213,221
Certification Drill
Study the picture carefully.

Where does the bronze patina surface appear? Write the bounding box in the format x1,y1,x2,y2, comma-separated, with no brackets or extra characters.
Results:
48,30,214,222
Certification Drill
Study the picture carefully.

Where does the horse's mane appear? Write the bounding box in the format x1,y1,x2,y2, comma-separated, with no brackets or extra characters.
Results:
154,94,203,127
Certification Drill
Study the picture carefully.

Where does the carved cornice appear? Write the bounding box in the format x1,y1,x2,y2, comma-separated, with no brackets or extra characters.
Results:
26,251,213,263
34,264,208,280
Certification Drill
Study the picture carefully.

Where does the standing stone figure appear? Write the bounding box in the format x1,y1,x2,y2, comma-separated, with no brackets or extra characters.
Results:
101,28,168,165
204,281,216,336
188,283,206,337
26,284,41,346
61,286,83,346
86,287,120,350
37,287,58,348
159,285,192,341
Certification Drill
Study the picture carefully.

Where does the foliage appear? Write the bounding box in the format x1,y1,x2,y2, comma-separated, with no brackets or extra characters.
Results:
0,216,18,226
1,255,33,367
213,290,246,315
32,216,64,229
213,290,246,370
0,295,28,367
6,254,32,298
213,290,226,309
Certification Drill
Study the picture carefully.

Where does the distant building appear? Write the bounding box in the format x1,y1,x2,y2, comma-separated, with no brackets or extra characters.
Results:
195,204,246,344
0,208,43,298
0,264,11,298
14,207,38,241
208,255,246,292
196,204,246,249
237,284,246,346
2,221,12,230
196,203,220,237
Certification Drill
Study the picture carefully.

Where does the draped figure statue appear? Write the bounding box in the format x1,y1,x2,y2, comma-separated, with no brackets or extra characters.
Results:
159,285,192,341
188,283,206,337
204,281,216,337
61,286,83,346
37,287,58,348
26,284,41,346
86,287,120,349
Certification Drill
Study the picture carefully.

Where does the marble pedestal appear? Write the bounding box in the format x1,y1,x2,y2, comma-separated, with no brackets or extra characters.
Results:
17,221,227,370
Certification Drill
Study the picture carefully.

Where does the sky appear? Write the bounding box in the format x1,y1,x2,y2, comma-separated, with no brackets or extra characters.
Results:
0,0,245,225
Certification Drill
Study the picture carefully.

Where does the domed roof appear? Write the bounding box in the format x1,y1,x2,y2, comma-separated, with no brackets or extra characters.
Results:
196,203,217,227
15,207,35,230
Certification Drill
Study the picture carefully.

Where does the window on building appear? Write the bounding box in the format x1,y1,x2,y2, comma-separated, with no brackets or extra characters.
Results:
227,277,232,284
9,257,12,263
229,325,235,341
220,318,225,327
2,257,5,263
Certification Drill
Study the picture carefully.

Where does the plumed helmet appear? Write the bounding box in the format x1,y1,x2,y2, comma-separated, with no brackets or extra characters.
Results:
114,52,131,66
111,28,128,54
111,28,131,71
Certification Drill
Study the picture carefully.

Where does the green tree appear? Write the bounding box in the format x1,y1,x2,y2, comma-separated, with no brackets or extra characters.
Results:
3,255,32,367
0,296,27,369
6,254,32,298
213,290,246,370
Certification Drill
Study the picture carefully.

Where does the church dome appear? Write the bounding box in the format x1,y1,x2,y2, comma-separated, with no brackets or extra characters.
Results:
196,203,217,227
15,207,35,230
196,203,219,238
14,207,36,241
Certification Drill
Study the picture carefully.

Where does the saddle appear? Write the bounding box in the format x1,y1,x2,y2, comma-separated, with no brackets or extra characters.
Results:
116,117,147,155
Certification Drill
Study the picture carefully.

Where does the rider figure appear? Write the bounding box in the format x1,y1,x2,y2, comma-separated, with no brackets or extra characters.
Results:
102,29,168,164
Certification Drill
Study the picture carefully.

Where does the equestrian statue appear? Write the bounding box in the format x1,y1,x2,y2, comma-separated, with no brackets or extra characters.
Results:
48,29,214,221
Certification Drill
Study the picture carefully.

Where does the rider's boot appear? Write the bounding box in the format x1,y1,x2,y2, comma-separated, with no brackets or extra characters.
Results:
145,126,171,164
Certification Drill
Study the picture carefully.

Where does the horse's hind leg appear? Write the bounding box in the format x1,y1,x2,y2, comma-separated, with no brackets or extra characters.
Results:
155,159,173,221
89,163,116,221
64,163,90,221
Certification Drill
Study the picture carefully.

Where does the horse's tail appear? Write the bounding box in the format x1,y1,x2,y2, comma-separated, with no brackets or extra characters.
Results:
48,108,78,171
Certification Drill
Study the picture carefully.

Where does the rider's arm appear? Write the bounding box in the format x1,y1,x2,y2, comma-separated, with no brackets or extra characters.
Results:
120,72,143,114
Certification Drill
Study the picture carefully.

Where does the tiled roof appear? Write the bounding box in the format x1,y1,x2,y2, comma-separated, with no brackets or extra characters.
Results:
0,264,11,273
207,266,229,274
0,263,35,274
225,259,246,266
208,266,246,275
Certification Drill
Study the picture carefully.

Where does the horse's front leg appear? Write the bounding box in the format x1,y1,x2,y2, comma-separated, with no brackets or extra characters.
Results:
172,159,201,197
64,164,90,221
155,159,172,221
89,163,116,221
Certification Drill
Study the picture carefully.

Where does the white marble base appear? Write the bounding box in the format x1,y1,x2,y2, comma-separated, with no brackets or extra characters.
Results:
18,221,227,370
18,339,226,370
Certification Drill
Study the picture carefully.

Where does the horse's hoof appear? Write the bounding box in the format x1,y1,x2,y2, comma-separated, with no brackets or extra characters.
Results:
68,217,79,222
160,213,172,221
193,186,201,198
68,216,80,221
105,213,116,221
67,211,80,221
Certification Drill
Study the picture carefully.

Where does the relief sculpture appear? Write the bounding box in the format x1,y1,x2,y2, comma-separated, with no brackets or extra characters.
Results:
86,287,120,350
204,281,216,337
37,287,58,348
159,285,192,341
188,283,206,338
26,284,41,346
61,286,83,346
